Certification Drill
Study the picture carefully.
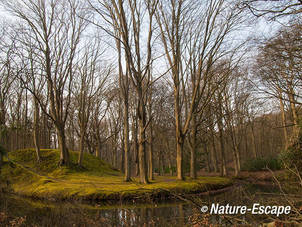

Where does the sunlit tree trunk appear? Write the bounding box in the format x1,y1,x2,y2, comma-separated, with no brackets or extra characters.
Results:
117,33,131,180
133,115,139,177
189,113,197,179
56,125,70,165
148,121,154,180
147,91,154,180
175,87,184,180
2,0,88,166
123,104,130,181
33,96,41,162
137,95,148,184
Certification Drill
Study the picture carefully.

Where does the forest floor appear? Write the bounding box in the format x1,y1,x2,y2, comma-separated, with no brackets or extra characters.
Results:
0,149,232,203
198,170,285,182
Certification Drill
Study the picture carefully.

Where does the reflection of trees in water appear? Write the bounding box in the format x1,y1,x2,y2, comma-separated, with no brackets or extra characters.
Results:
1,183,301,226
186,183,302,225
0,194,194,226
116,205,190,226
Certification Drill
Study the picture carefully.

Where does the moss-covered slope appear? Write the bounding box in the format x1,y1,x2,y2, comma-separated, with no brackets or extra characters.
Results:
0,149,232,202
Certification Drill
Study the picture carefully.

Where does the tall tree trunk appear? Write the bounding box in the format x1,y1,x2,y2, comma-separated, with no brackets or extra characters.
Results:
78,131,85,166
210,146,218,173
148,122,154,180
204,143,212,172
168,155,173,176
157,151,162,176
95,139,101,158
210,131,219,173
56,125,69,165
228,128,240,177
123,103,130,181
250,123,257,159
160,151,164,175
0,101,5,127
113,138,117,168
147,74,154,181
175,89,184,180
0,100,6,150
217,100,227,176
236,146,241,172
176,138,184,180
137,97,148,184
232,146,239,177
189,113,197,179
135,149,140,176
133,117,139,177
33,97,41,162
278,89,288,149
218,130,227,176
164,139,173,175
288,86,298,137
121,135,125,172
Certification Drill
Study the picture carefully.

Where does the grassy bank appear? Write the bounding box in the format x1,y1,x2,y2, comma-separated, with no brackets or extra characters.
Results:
0,149,232,202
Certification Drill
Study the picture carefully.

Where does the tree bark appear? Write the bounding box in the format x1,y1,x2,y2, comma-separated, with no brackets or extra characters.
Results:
121,136,125,172
210,130,219,173
288,85,298,137
204,143,212,172
33,97,41,162
123,102,130,181
165,140,173,176
176,137,184,180
147,95,154,180
137,97,148,184
175,87,184,180
218,126,227,176
278,89,288,149
133,116,139,177
56,125,69,165
232,146,239,176
95,138,101,158
217,98,227,176
189,113,197,179
250,122,257,159
78,131,85,166
148,123,154,180
236,146,241,173
157,152,162,176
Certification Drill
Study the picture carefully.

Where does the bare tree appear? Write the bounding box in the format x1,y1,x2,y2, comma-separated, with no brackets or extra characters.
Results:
1,0,90,165
242,0,302,19
254,24,302,141
0,28,15,150
156,0,243,179
73,40,110,166
90,0,158,183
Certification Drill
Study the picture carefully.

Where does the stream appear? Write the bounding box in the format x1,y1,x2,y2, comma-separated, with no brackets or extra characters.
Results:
0,182,301,226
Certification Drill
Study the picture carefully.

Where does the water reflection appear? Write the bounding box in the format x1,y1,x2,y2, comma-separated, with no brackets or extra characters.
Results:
0,194,194,226
0,183,297,226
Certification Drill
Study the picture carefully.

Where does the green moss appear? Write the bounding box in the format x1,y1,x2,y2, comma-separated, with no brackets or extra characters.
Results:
1,148,232,202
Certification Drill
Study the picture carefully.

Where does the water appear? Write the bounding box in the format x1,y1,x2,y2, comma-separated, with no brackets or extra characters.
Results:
0,182,300,226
